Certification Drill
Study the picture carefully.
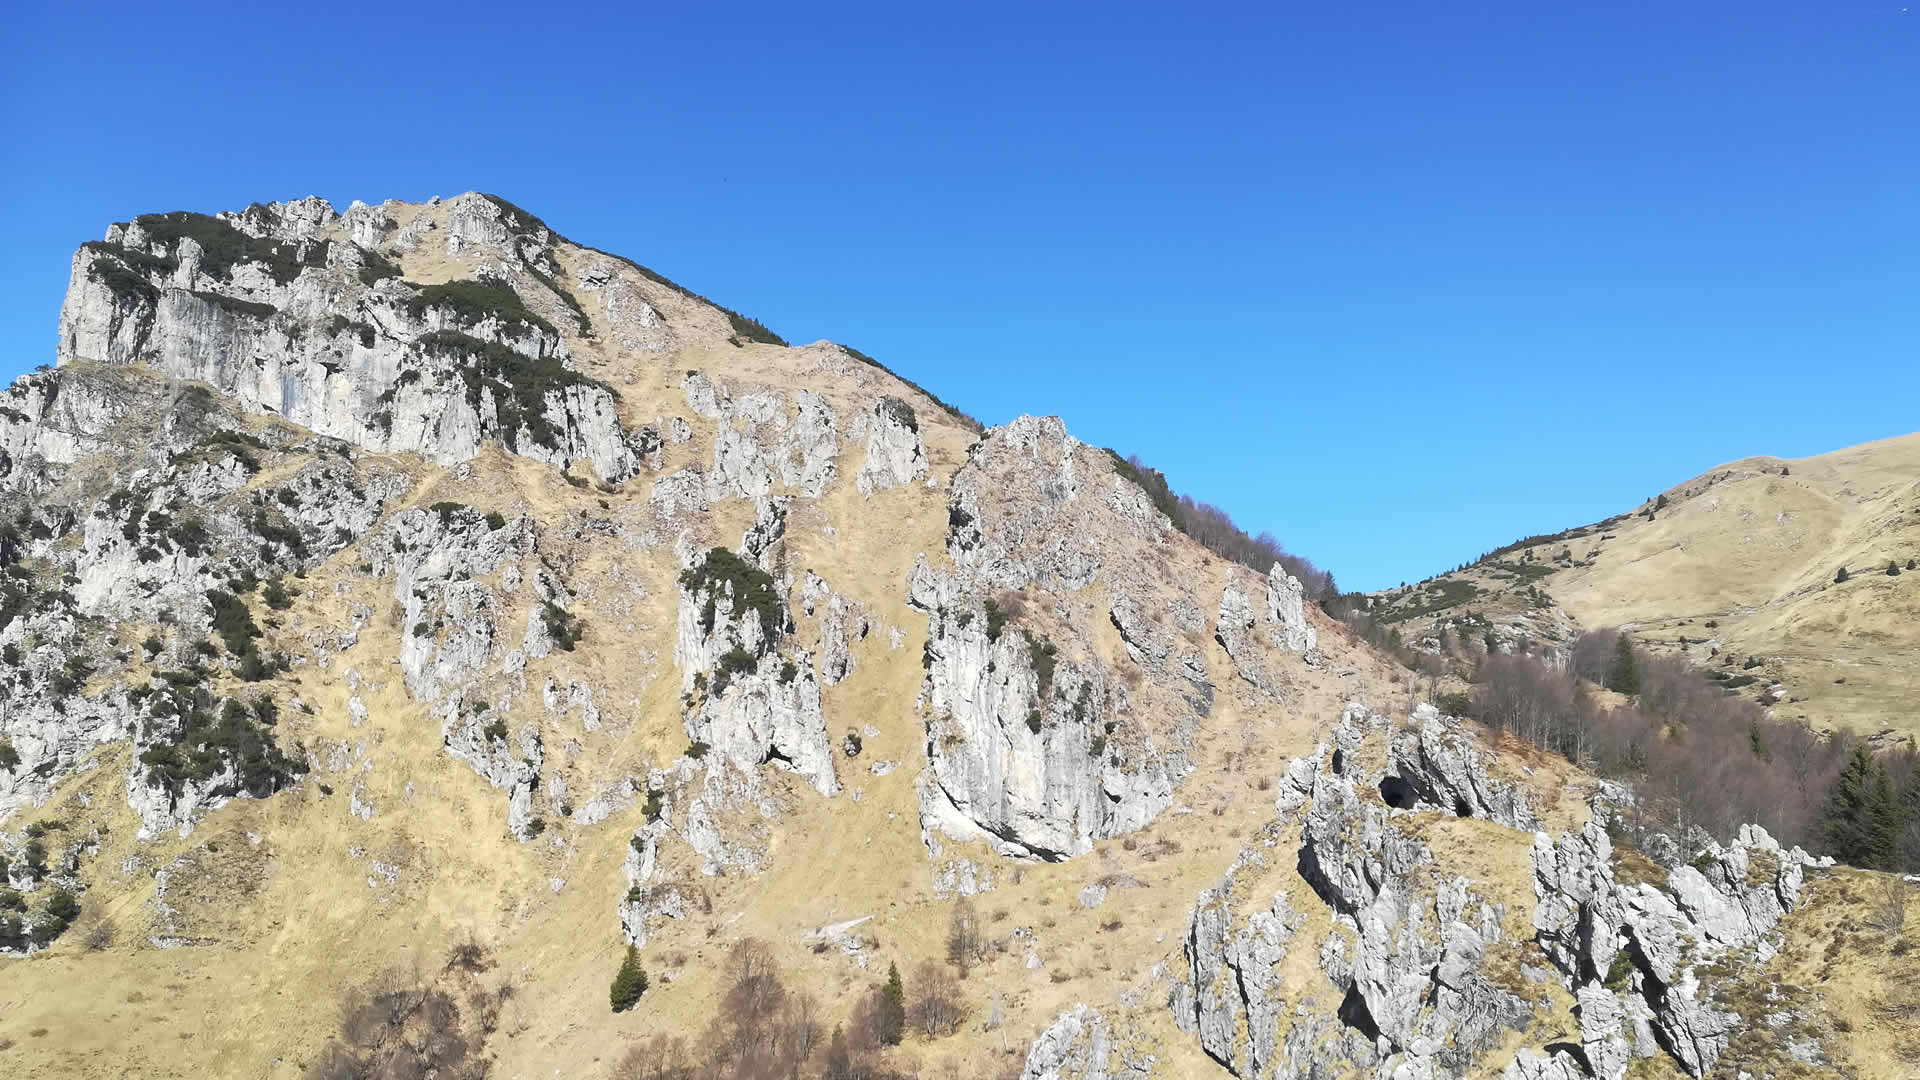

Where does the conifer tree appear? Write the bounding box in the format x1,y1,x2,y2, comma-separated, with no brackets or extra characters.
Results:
1825,746,1899,869
878,961,906,1045
609,944,648,1012
1605,634,1640,695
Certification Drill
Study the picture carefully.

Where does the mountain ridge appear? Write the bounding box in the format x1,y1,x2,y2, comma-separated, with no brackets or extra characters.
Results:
0,194,1912,1080
1361,429,1920,742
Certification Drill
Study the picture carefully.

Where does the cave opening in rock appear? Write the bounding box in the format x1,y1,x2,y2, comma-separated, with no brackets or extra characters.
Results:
1378,776,1417,809
1336,985,1381,1041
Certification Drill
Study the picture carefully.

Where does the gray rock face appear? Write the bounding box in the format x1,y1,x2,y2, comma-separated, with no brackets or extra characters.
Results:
855,395,927,496
1021,1005,1155,1080
675,533,837,796
1217,564,1321,697
56,195,655,482
1388,705,1540,830
1177,711,1539,1080
0,369,129,494
1172,840,1299,1078
909,560,1176,860
1528,820,1822,1077
1173,702,1830,1080
1264,562,1319,658
682,372,841,502
373,505,535,703
903,414,1224,862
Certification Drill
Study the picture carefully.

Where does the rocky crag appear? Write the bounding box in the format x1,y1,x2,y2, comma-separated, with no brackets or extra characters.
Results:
0,195,1909,1080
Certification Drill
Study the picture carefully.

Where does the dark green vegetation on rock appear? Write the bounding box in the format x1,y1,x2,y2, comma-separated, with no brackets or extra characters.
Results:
682,547,784,642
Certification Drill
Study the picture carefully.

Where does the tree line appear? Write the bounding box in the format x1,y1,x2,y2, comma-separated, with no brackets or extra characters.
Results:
1448,628,1919,871
1109,452,1335,597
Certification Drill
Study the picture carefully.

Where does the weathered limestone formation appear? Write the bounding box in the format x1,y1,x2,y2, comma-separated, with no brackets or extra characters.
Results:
56,194,656,481
682,372,840,502
1169,703,1832,1080
909,559,1176,860
675,531,837,796
1021,1005,1156,1080
855,395,927,495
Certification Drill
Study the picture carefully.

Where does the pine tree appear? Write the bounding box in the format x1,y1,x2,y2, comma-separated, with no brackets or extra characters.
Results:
1825,746,1899,869
609,944,648,1012
1605,634,1640,695
1835,565,1850,584
1888,560,1902,577
878,961,906,1046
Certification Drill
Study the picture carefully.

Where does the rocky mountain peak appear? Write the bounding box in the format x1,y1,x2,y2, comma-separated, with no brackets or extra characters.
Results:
0,196,1909,1080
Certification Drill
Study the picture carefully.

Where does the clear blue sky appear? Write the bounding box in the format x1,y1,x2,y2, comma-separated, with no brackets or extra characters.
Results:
4,2,1914,592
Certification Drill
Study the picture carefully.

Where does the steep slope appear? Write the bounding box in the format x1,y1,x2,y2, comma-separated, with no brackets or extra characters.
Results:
1363,435,1920,740
0,195,1911,1080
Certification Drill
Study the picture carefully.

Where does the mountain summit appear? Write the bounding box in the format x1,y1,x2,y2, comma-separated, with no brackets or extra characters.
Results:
0,195,1911,1079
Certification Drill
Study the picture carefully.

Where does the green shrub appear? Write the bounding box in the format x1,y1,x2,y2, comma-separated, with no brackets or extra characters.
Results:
1604,949,1636,990
711,646,758,696
189,290,277,319
541,602,584,651
838,345,977,429
643,789,664,823
418,331,615,453
402,279,554,335
686,741,710,760
1023,630,1058,695
132,211,326,284
983,598,1007,642
80,241,178,301
428,501,469,524
355,246,400,286
609,944,648,1012
0,739,18,771
726,311,787,347
879,962,906,1045
679,548,783,641
262,579,293,610
483,719,509,743
484,511,507,531
136,660,305,799
876,395,919,434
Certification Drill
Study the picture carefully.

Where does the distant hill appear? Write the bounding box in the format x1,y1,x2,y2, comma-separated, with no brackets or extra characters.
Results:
1363,432,1920,742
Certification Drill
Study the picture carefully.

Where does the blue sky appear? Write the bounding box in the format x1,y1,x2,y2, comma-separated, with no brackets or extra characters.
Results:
3,2,1914,592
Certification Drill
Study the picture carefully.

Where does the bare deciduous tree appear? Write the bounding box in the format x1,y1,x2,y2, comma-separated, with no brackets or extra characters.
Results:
908,960,965,1038
945,897,981,976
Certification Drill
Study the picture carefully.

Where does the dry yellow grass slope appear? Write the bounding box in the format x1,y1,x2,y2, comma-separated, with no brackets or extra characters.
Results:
1368,432,1920,741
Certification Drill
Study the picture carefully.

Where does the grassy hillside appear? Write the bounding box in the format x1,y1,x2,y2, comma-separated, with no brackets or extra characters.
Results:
1364,432,1920,741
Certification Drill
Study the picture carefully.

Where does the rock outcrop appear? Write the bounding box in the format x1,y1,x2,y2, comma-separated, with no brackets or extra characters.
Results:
1170,703,1830,1080
1021,1005,1156,1080
58,197,659,483
676,535,837,796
